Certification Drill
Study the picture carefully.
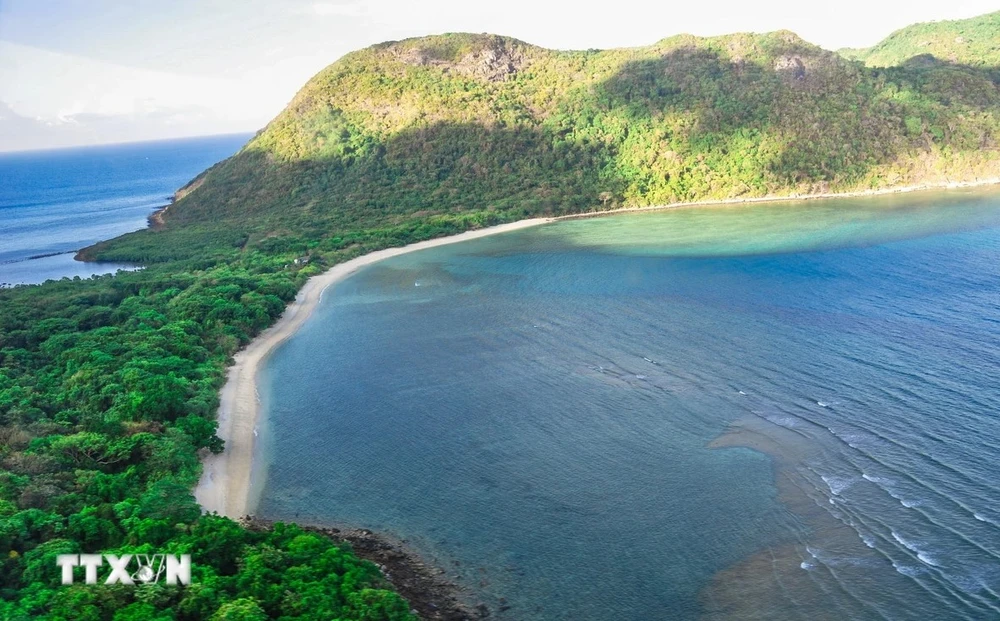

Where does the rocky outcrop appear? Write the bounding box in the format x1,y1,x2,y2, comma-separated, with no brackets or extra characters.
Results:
774,55,806,80
455,38,526,82
394,35,528,82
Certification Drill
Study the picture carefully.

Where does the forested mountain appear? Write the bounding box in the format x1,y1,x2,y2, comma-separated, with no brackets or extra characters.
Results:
85,25,1000,263
841,11,1000,69
4,13,1000,620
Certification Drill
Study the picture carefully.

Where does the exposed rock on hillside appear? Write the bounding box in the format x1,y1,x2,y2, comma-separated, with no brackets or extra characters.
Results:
774,55,806,79
392,34,529,82
455,37,527,82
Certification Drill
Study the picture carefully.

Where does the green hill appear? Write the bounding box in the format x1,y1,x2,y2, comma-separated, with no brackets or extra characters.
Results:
85,27,1000,263
840,11,1000,69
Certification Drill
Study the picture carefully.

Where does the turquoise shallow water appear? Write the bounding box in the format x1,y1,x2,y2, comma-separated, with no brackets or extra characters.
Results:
258,189,1000,620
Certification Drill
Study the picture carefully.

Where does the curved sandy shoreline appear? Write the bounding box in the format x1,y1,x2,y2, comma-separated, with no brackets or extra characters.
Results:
194,217,555,517
194,176,1000,518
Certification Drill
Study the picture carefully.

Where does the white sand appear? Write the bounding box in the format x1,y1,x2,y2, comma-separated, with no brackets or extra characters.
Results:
194,217,555,517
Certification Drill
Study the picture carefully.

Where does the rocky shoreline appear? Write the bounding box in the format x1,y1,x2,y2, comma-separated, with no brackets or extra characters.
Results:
243,517,487,620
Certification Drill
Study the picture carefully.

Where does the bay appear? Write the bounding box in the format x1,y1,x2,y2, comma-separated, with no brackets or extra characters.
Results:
259,189,1000,619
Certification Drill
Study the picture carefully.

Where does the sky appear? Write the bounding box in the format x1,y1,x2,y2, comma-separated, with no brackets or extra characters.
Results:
1,0,997,152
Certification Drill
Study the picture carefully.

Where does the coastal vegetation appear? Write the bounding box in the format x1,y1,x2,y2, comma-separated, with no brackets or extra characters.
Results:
3,10,1000,618
0,263,416,619
841,10,1000,70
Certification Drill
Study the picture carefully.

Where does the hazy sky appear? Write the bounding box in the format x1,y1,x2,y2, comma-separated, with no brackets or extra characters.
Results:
1,0,997,151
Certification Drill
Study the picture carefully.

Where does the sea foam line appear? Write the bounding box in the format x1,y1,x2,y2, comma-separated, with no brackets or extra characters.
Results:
891,531,942,567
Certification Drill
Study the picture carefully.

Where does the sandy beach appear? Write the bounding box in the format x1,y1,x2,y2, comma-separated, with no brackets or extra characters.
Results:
194,175,1000,518
194,217,555,517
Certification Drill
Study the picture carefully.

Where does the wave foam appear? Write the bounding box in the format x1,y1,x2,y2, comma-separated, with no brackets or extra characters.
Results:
893,562,924,578
834,430,877,449
821,474,857,496
863,473,919,507
917,552,941,567
891,532,942,567
764,414,800,429
805,546,876,568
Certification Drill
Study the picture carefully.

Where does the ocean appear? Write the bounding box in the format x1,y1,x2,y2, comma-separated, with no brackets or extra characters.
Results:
0,134,250,286
257,188,1000,620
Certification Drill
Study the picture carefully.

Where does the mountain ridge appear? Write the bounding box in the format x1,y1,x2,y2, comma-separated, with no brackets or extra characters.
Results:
83,15,1000,263
840,10,1000,69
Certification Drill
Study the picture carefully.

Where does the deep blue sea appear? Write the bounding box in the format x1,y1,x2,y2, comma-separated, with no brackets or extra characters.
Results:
0,134,250,286
258,189,1000,620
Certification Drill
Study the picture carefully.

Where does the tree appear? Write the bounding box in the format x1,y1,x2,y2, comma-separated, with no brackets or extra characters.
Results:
210,598,267,621
137,478,201,525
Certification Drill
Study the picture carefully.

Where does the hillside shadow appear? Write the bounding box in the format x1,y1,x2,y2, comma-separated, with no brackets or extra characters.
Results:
81,42,1000,263
80,121,617,262
874,56,1000,109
